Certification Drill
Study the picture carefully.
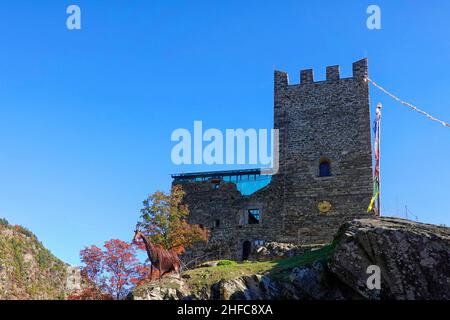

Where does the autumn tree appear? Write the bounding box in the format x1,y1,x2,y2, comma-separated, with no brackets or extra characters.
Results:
137,185,208,254
69,239,149,300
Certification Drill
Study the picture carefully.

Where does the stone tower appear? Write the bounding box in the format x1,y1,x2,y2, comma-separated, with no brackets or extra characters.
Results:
272,58,373,243
173,59,374,262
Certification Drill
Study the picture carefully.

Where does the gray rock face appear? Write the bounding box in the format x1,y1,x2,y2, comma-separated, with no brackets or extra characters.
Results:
131,218,450,300
330,218,450,300
288,261,348,300
253,242,325,261
210,275,282,300
131,275,190,300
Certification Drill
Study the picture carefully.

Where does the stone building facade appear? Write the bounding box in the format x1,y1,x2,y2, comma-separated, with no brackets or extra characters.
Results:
173,59,375,263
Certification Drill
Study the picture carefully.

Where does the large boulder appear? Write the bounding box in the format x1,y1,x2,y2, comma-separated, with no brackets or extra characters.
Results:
330,218,450,300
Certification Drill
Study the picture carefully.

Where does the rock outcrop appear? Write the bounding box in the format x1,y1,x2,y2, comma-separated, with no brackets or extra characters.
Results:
252,242,325,261
131,217,450,300
131,275,191,300
330,217,450,300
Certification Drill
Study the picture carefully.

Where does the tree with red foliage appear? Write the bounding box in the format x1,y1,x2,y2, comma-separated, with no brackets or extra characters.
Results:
69,239,149,300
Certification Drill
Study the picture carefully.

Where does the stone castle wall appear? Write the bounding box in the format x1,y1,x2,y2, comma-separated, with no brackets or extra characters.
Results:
177,59,375,265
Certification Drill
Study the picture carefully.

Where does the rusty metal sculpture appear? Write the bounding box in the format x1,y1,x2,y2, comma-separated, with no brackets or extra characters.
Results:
133,228,181,280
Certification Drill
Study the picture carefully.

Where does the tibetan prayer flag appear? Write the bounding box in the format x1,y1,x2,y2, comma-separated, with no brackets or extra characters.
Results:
368,104,382,213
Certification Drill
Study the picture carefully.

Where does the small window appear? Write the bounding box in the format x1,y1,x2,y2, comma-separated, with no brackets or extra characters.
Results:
247,209,260,225
215,219,220,228
319,160,331,177
213,183,220,190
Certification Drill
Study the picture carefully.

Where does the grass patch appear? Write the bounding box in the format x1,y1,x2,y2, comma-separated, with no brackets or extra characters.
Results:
183,244,335,290
216,260,237,267
268,244,335,281
184,259,276,292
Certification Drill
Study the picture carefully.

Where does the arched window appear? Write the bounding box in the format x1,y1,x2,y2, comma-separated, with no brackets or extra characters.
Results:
319,159,331,177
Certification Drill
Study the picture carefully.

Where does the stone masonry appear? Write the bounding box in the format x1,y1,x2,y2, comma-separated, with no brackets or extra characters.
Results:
173,59,376,264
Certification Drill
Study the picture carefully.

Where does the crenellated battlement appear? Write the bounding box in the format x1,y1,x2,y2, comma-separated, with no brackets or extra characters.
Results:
300,69,314,84
326,65,340,81
274,58,368,87
352,58,368,79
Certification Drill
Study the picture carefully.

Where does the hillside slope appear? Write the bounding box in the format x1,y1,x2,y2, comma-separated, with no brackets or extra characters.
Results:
0,218,70,300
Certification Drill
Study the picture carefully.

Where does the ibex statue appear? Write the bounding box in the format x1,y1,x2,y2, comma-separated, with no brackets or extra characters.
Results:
133,228,181,280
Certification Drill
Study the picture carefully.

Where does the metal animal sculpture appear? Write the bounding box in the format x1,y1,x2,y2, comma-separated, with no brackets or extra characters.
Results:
133,229,181,280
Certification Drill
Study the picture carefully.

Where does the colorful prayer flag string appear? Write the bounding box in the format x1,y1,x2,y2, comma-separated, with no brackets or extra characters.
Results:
366,78,450,128
368,103,382,213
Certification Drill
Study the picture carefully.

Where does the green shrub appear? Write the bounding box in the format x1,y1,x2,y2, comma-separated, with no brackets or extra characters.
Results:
10,238,25,282
216,260,237,267
38,249,51,269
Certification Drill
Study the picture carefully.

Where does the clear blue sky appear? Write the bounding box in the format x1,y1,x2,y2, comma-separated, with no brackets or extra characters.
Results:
0,1,449,265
